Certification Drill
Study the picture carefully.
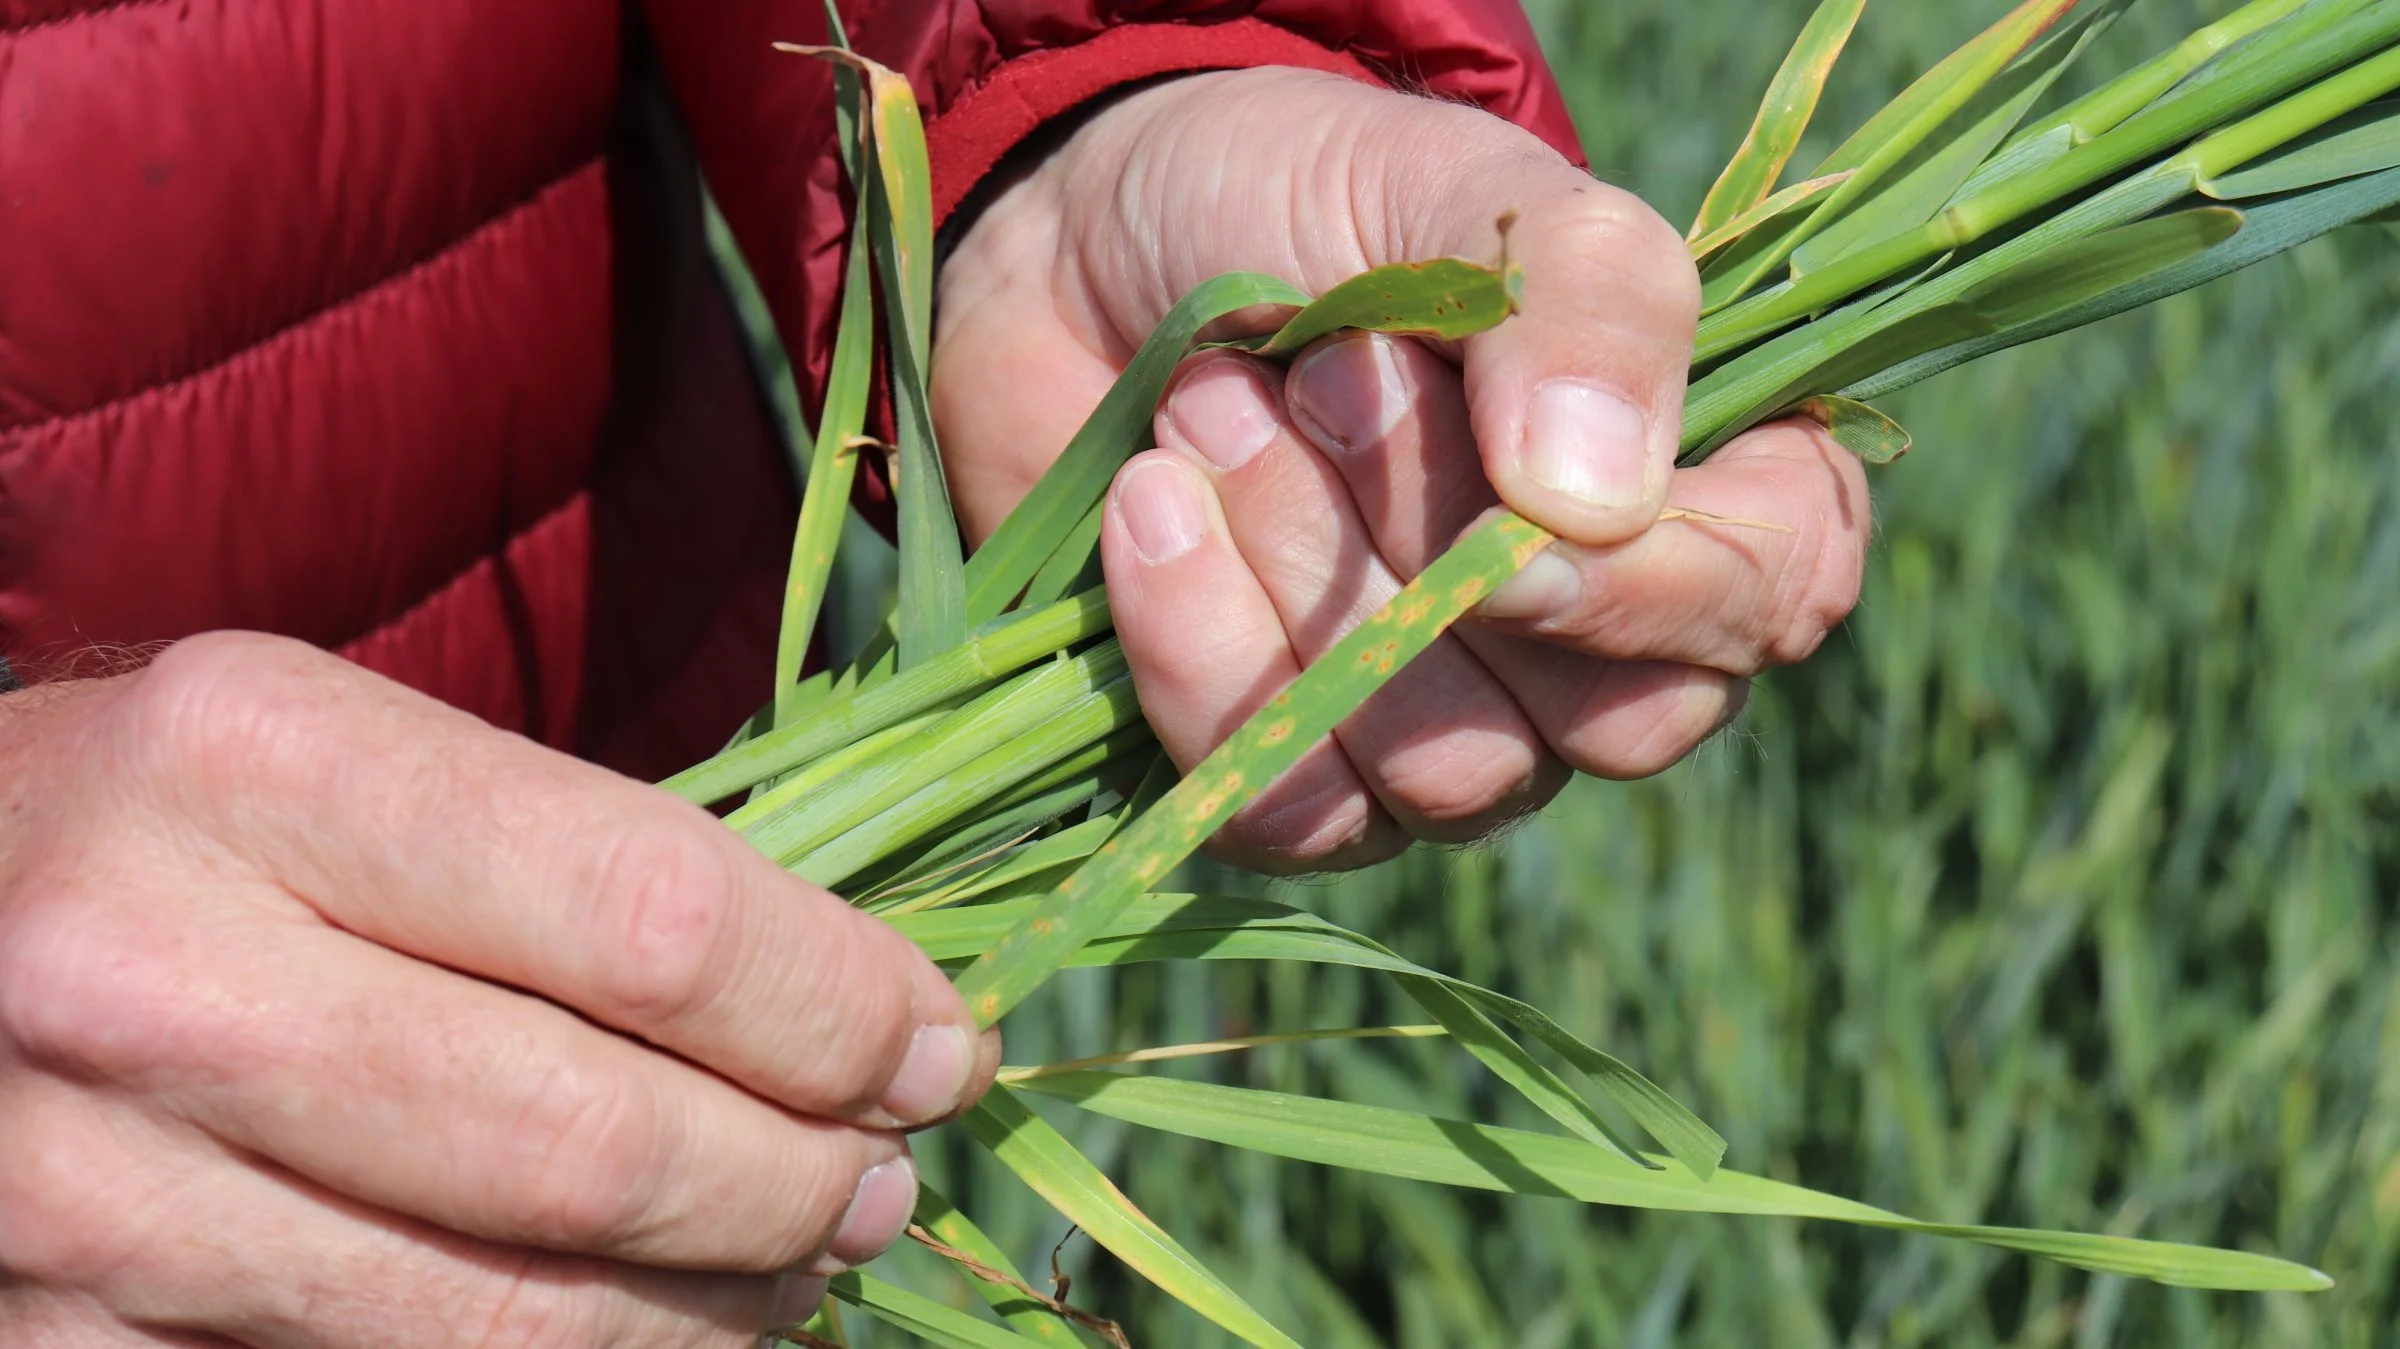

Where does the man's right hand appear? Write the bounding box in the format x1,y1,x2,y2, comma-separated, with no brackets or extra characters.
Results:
0,633,996,1347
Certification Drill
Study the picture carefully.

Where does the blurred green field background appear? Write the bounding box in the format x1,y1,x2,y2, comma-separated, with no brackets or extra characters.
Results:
779,2,2400,1344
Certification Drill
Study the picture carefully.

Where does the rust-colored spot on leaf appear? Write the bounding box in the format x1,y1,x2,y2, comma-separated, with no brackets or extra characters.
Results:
1261,720,1294,744
1397,596,1434,626
1030,917,1058,936
1453,578,1490,606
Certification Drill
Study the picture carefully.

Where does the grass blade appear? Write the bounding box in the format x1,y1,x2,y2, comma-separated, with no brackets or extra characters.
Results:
902,892,1728,1180
1703,0,2086,312
909,1187,1088,1345
824,1271,1049,1347
1687,0,1866,243
774,210,876,729
1395,973,1654,1167
661,589,1110,807
2201,97,2400,197
1015,1074,2335,1294
1688,195,2245,455
962,1087,1303,1349
1846,163,2400,397
1790,0,2129,277
778,38,965,666
1687,171,1851,262
744,641,1131,866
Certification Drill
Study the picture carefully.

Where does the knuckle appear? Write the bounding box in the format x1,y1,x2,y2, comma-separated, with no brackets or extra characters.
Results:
781,913,922,1115
1376,735,1549,841
1760,498,1863,672
119,632,332,799
1530,183,1702,326
0,1098,132,1286
582,821,741,1032
0,895,213,1084
509,1061,670,1253
1564,675,1739,782
455,1252,613,1349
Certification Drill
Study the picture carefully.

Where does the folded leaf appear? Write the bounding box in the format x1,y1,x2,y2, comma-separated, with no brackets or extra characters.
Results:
1247,253,1522,355
1016,1073,2335,1294
902,892,1727,1180
1795,395,1913,463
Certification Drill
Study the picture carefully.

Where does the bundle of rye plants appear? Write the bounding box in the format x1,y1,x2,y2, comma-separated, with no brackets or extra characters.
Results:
667,1,2400,1342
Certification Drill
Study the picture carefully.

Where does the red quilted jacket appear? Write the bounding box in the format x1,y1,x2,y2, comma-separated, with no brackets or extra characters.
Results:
0,0,1579,782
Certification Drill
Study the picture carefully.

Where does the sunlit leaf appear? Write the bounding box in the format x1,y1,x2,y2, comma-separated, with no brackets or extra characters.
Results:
1688,0,1865,243
962,1088,1302,1348
1246,252,1522,355
1015,1074,2336,1294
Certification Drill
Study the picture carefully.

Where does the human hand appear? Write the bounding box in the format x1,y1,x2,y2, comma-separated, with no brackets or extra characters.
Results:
0,635,997,1346
934,68,1870,872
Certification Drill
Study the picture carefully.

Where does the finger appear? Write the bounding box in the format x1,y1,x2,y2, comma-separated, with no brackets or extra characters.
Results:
1100,451,1406,872
1153,353,1562,839
6,890,913,1274
1471,420,1871,675
1411,146,1702,546
1285,331,1497,578
1463,641,1751,780
112,633,986,1130
1283,338,1744,780
0,1070,774,1349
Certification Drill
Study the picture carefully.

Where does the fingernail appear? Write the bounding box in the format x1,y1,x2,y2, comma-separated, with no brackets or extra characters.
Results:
1114,459,1206,564
1478,545,1582,621
811,1156,918,1275
881,1022,974,1125
766,1271,831,1329
1163,358,1279,470
1288,334,1407,455
1524,380,1651,509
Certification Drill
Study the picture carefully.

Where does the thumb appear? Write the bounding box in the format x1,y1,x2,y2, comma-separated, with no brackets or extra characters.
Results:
1429,159,1701,546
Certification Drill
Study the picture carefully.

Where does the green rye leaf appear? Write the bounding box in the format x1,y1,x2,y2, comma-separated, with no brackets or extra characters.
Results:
1688,0,1865,243
1015,1074,2335,1294
962,1087,1302,1348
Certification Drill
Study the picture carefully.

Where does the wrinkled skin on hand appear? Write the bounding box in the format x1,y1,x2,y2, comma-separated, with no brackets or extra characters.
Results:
935,68,1871,874
0,635,998,1347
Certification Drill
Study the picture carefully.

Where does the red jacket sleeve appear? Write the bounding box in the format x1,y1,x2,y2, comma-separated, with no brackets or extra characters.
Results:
639,0,1580,451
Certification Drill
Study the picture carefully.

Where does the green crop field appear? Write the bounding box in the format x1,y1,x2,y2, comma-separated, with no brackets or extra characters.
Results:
733,3,2400,1344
